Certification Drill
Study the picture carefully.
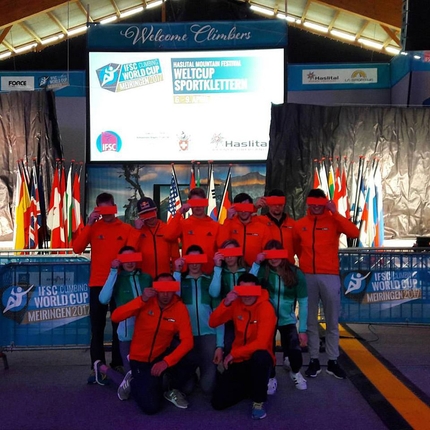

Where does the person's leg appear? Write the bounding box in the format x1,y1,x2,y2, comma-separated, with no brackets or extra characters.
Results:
197,334,218,395
319,275,341,360
305,274,321,359
249,350,272,403
168,342,199,394
211,361,249,410
89,287,107,367
119,340,131,373
223,321,235,356
130,359,164,415
279,324,302,372
109,298,123,369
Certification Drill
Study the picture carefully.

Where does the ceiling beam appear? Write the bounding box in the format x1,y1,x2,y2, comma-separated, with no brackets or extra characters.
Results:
0,0,70,28
314,0,402,28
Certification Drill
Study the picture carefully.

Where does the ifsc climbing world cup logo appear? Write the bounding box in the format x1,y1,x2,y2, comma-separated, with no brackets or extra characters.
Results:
96,63,121,92
1,283,35,323
96,131,122,153
342,271,371,303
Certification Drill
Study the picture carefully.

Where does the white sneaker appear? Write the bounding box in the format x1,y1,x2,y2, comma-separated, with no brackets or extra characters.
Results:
117,370,133,400
267,377,277,395
290,371,307,390
283,356,291,371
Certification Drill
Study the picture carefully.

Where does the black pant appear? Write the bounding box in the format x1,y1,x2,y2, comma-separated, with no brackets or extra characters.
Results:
89,287,122,368
271,324,303,377
211,350,272,410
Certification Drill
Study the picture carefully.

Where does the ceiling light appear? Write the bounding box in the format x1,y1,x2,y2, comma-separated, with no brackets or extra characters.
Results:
414,55,421,59
250,5,274,16
14,43,37,53
358,38,383,50
330,29,355,42
146,0,163,9
385,46,400,55
100,15,118,25
120,6,144,18
68,26,87,36
276,12,296,23
0,51,12,60
41,34,65,45
304,21,329,33
400,51,408,56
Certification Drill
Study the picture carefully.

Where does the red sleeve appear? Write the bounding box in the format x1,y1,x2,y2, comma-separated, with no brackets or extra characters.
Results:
217,222,232,248
163,211,183,241
127,227,141,250
72,224,92,254
333,212,360,238
111,296,144,322
209,299,233,327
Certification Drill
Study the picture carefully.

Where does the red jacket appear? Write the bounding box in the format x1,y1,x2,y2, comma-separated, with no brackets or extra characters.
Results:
164,212,219,273
217,216,271,267
209,289,277,364
293,210,359,275
72,218,136,287
111,294,193,367
256,213,297,261
130,220,180,278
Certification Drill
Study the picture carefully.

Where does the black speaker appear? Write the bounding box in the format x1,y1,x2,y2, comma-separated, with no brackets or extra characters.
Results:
401,0,430,51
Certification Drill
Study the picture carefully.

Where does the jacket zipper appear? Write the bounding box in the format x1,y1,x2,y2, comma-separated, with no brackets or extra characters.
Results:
148,309,163,362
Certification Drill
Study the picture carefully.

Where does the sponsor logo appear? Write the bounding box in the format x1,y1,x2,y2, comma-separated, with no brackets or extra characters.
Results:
1,76,35,91
96,131,122,153
178,131,190,151
302,68,378,85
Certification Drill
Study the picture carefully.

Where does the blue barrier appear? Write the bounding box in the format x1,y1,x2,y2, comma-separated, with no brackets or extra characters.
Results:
339,248,430,324
0,256,91,348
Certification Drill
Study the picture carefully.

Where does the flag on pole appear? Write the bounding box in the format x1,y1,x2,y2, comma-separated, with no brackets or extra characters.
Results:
358,167,376,247
48,164,66,249
167,166,181,223
207,164,217,220
328,160,335,200
313,159,321,189
65,163,74,246
190,163,196,190
196,162,201,187
373,162,385,247
72,165,84,240
13,166,31,250
218,167,232,224
28,164,41,249
319,159,330,197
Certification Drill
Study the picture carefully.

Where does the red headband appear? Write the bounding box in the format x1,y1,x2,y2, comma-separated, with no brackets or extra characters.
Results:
187,198,208,207
117,252,142,263
153,281,180,292
263,249,289,260
306,197,328,206
265,196,286,206
219,247,243,257
95,205,117,215
185,254,208,264
234,203,255,213
234,285,262,296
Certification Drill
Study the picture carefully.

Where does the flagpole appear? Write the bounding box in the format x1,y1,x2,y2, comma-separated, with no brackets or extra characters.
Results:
218,165,232,221
171,163,182,205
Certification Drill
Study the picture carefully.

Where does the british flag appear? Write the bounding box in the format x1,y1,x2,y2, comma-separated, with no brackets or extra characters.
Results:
167,169,181,223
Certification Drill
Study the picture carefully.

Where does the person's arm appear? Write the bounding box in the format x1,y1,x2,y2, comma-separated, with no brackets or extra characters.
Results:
72,224,92,254
99,268,118,304
111,295,144,322
296,269,308,334
332,212,360,238
163,209,184,241
208,264,222,298
208,291,237,327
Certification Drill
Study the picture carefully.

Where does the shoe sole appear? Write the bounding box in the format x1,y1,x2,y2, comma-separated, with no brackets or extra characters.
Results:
305,369,321,378
252,413,267,420
294,384,307,390
326,369,346,379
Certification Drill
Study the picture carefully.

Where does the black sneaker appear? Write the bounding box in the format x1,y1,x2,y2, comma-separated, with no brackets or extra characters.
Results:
326,360,346,379
305,359,321,378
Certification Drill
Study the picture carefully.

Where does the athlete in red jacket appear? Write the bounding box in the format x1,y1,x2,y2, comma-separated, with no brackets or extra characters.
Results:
293,189,359,380
209,273,277,420
111,273,193,414
73,192,137,381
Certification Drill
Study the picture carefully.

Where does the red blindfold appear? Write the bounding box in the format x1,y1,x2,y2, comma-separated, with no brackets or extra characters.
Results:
234,203,255,213
184,254,208,264
187,198,209,207
117,252,142,263
219,247,243,257
95,205,117,215
139,210,157,220
234,285,262,296
153,281,180,292
263,249,289,260
265,196,286,206
306,197,328,206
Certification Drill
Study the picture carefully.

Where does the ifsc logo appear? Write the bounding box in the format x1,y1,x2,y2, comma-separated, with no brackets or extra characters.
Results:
96,63,121,92
2,284,34,314
96,131,122,153
343,271,371,295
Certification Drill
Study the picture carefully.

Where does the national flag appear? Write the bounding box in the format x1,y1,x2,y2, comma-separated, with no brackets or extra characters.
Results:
358,168,376,247
373,163,385,247
28,164,41,249
333,162,348,248
328,161,335,200
13,167,31,250
190,163,196,190
196,163,201,187
340,159,350,219
72,166,84,240
207,164,217,220
319,159,330,197
48,165,66,249
218,168,232,224
167,167,181,223
313,160,321,189
65,164,74,246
